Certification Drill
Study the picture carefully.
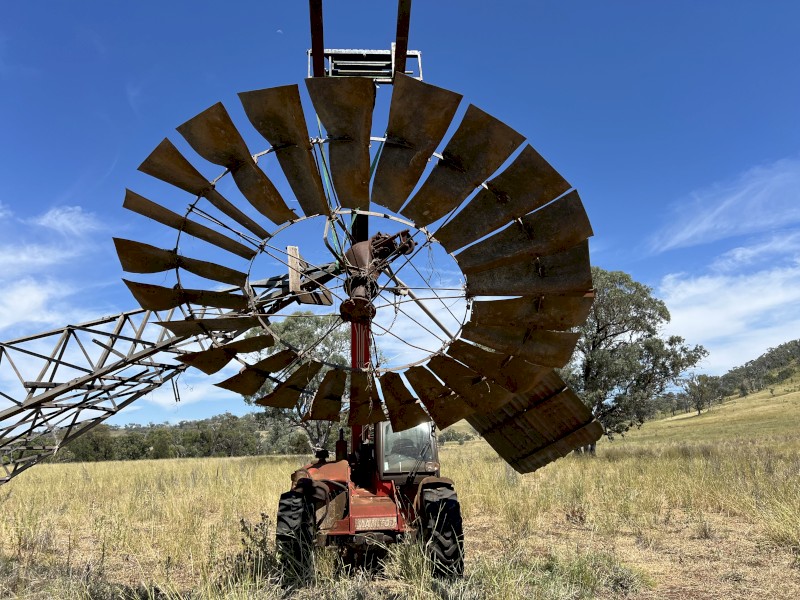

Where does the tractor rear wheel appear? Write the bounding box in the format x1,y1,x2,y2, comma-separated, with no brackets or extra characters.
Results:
420,485,464,578
275,490,315,578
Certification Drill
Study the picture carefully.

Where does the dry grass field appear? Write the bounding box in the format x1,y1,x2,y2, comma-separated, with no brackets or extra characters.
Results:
2,386,799,599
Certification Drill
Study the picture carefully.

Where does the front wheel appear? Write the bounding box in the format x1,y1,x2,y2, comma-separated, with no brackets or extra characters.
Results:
275,490,315,579
419,484,464,578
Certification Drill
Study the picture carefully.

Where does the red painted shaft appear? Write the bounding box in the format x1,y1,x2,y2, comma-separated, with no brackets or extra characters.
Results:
350,320,371,452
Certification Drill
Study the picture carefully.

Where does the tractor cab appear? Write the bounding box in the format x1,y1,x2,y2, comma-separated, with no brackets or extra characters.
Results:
374,421,440,484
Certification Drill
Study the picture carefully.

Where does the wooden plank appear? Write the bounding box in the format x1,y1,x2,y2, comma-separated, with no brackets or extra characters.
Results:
470,294,594,331
378,371,430,432
404,365,474,429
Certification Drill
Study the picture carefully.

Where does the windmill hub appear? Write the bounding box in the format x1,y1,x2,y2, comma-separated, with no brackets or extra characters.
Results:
340,229,415,324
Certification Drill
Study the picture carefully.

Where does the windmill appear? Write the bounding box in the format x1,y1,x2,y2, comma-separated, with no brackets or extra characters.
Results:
0,0,602,576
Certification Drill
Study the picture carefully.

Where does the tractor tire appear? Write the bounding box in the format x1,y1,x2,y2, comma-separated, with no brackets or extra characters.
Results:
420,485,464,578
275,490,314,578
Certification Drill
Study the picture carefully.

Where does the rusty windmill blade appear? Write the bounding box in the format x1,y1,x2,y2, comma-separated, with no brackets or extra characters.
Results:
404,365,474,430
445,339,549,395
113,238,247,287
434,145,572,254
453,190,592,274
426,354,513,414
255,360,324,409
467,370,603,474
123,280,249,312
123,190,256,260
400,105,525,227
460,322,579,369
349,370,386,426
465,240,592,297
470,294,594,331
238,85,330,218
371,73,462,212
378,371,430,432
176,103,298,225
156,316,263,337
215,348,298,395
138,139,270,240
177,334,275,375
305,76,375,210
303,368,347,421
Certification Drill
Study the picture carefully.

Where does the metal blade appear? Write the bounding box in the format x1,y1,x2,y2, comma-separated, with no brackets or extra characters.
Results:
467,371,602,473
434,145,572,253
156,316,262,337
349,370,386,426
445,339,549,395
113,238,247,287
460,323,580,368
123,280,249,311
470,294,594,331
255,360,323,409
400,105,525,227
177,334,274,375
378,372,430,432
123,189,256,260
404,365,474,430
426,354,513,414
216,348,298,395
465,240,592,297
137,139,270,240
372,73,462,212
238,85,330,217
177,103,297,225
305,77,375,210
454,190,592,273
304,369,346,422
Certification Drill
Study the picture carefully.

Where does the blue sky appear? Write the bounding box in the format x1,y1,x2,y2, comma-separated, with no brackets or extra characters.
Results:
1,1,798,424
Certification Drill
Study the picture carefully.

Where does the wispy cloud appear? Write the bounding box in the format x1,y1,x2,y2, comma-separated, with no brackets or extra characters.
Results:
710,230,800,273
0,201,11,219
28,205,103,237
649,157,800,253
659,262,800,374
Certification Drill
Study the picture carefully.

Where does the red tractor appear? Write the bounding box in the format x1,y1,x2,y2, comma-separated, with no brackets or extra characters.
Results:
276,421,463,576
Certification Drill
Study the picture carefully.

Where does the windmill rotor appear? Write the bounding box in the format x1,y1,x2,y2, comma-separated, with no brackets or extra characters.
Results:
116,68,602,472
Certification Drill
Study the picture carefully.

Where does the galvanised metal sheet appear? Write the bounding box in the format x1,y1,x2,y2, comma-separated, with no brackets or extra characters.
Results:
433,145,571,254
465,240,592,297
469,294,594,331
123,190,257,260
177,103,297,225
372,73,462,213
454,190,592,274
401,104,525,227
306,77,375,210
239,84,330,218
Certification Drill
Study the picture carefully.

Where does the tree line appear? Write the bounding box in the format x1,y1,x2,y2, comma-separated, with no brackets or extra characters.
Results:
55,267,799,462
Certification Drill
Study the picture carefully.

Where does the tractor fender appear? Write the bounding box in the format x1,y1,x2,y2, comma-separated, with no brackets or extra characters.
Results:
414,476,455,514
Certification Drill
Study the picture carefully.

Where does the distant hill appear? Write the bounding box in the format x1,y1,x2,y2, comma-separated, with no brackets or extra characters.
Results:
717,339,800,397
